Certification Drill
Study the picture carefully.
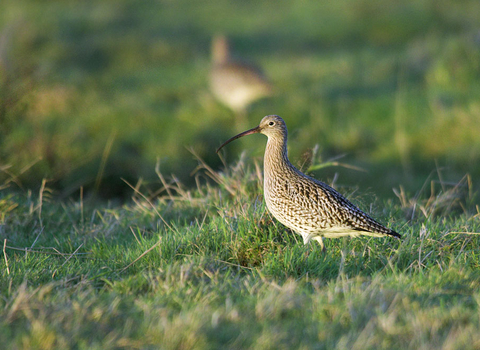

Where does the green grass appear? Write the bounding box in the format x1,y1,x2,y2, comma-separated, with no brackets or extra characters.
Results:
2,0,480,348
1,0,480,196
1,160,479,349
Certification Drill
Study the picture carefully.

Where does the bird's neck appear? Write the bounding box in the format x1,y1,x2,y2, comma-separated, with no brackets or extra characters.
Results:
212,38,230,64
264,136,290,178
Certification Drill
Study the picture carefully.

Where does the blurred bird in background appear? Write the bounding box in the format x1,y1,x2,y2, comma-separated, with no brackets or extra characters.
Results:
210,34,272,126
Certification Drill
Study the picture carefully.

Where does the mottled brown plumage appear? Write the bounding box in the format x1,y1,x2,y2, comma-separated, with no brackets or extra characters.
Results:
217,115,401,251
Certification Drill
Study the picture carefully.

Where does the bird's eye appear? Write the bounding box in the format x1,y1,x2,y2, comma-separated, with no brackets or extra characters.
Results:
268,121,275,126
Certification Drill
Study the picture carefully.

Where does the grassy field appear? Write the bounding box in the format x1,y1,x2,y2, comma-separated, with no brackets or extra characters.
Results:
1,0,480,348
1,160,479,349
1,0,480,196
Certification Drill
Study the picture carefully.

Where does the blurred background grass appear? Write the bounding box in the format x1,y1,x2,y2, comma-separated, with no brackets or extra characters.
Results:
1,0,480,199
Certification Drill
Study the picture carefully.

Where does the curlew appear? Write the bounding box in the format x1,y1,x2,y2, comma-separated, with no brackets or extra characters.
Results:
210,35,272,119
216,115,401,252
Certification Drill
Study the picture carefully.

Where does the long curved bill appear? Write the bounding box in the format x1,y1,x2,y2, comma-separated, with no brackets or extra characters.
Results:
216,126,261,153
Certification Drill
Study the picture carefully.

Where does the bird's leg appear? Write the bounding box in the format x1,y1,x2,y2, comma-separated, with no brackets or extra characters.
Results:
303,233,327,254
303,237,326,259
301,232,312,259
313,236,326,254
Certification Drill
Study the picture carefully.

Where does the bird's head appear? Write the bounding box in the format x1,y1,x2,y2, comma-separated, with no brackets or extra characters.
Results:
216,115,287,153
